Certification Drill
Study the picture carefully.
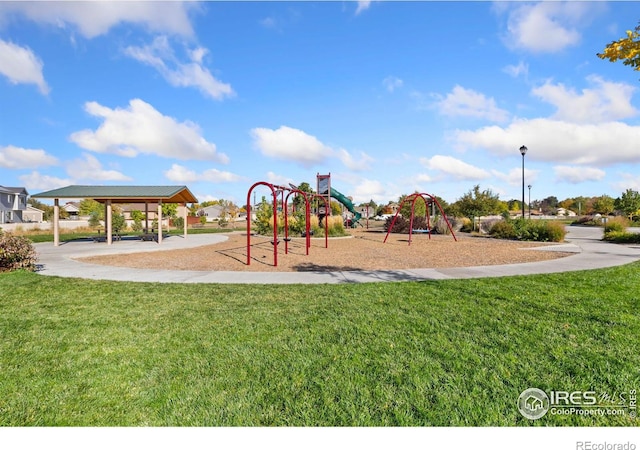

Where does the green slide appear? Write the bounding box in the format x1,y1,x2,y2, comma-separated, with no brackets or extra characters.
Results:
330,187,362,227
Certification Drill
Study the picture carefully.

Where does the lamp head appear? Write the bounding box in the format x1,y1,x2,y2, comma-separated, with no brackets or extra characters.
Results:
519,145,528,156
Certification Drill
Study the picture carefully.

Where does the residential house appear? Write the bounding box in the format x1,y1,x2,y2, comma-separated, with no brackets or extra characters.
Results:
120,203,189,227
556,207,576,217
62,201,81,219
23,205,44,223
198,205,224,222
0,186,28,224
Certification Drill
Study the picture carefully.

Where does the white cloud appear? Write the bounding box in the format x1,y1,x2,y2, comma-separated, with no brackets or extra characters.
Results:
349,178,398,204
69,99,229,163
335,148,374,172
383,76,403,93
19,171,72,191
553,165,606,184
503,61,529,78
612,173,640,192
250,125,374,171
503,2,592,53
266,171,295,186
415,173,436,183
0,2,196,38
0,40,49,94
355,1,372,15
453,118,640,166
67,154,132,182
492,167,539,186
164,163,243,183
0,145,58,169
124,36,234,101
420,155,490,181
532,76,637,124
251,126,331,168
435,85,509,122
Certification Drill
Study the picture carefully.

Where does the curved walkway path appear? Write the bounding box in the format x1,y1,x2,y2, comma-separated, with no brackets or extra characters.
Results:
34,227,640,284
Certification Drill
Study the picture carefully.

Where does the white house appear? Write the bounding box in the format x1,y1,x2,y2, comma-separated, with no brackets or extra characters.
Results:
556,207,577,217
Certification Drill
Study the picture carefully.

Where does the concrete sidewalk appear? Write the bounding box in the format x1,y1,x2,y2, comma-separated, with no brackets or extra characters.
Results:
33,227,640,284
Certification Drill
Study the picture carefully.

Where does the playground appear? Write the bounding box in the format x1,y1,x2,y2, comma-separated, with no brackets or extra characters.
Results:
74,174,575,273
78,227,574,273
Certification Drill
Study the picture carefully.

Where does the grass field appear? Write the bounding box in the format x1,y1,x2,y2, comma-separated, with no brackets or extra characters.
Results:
1,265,638,426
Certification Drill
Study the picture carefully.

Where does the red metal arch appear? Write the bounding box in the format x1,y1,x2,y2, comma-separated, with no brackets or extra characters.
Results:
383,192,457,245
284,188,311,255
246,182,321,266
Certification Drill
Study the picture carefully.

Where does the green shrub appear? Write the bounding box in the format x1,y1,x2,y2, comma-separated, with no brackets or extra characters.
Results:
0,231,38,272
459,217,473,232
571,216,600,226
603,231,640,243
489,219,566,242
604,216,629,233
132,218,143,232
489,220,516,239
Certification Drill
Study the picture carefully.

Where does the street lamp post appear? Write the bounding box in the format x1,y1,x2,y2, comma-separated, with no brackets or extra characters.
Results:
527,184,532,219
520,145,528,219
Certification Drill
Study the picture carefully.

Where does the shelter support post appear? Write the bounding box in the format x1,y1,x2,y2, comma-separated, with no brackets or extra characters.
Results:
157,201,163,244
53,199,60,247
183,203,188,238
106,200,113,245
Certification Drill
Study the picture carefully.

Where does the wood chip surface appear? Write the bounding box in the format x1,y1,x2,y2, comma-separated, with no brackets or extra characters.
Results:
78,229,575,273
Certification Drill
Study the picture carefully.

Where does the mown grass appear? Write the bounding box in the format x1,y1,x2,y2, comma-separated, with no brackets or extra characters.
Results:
24,227,229,243
1,266,638,426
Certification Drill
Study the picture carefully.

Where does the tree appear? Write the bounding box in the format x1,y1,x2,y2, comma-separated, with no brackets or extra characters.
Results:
398,193,427,218
615,189,640,219
79,199,103,219
292,182,314,212
539,196,559,215
452,185,506,219
507,199,522,212
130,209,144,232
161,203,178,219
598,22,640,73
112,213,126,233
218,199,239,228
592,194,615,216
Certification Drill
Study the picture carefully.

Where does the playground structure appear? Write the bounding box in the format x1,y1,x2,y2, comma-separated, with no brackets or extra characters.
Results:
317,173,362,228
384,192,457,245
245,181,329,267
246,179,456,267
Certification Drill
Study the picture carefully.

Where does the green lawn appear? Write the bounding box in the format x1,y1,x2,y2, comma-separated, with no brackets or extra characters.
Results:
25,226,229,243
0,265,638,426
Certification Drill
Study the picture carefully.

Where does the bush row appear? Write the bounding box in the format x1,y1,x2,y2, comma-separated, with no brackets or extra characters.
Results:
489,219,566,242
383,216,460,235
603,231,640,243
0,231,38,272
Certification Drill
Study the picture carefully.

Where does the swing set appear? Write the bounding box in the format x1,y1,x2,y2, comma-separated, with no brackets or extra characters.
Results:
383,192,457,245
245,181,329,266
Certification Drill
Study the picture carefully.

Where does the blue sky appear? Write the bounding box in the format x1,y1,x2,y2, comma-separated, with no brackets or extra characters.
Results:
1,1,639,206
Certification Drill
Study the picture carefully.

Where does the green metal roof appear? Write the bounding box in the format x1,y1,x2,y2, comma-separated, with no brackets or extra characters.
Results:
32,185,198,204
